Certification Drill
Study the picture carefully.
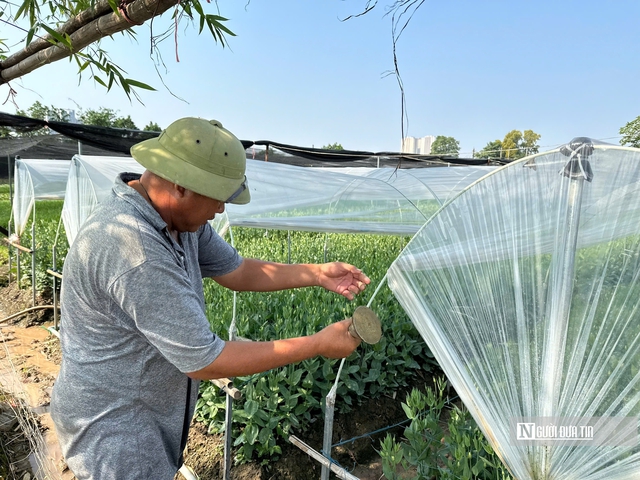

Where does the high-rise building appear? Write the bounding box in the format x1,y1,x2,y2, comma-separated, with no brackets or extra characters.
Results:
401,135,435,155
67,109,78,124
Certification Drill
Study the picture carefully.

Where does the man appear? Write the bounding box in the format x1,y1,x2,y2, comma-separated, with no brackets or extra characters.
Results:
51,117,370,479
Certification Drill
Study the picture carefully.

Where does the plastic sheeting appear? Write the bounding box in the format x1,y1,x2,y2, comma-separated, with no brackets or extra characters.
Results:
387,143,640,479
224,163,495,234
60,156,497,244
61,156,143,245
12,158,70,235
320,166,495,205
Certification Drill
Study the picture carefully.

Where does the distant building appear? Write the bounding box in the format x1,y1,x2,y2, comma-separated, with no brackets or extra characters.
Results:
401,135,435,155
67,109,78,124
43,109,77,125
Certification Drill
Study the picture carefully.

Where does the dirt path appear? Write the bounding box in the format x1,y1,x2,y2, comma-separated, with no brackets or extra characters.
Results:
0,322,73,480
0,272,72,480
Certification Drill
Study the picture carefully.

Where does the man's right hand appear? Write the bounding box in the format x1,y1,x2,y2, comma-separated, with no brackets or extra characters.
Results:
312,318,362,359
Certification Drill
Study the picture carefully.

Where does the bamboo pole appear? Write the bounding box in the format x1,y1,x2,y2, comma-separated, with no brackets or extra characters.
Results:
289,436,359,480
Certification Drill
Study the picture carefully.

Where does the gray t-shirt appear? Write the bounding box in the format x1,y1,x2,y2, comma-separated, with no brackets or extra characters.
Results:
51,173,242,480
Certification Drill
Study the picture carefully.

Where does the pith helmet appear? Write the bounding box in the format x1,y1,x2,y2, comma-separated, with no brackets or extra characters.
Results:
130,117,250,204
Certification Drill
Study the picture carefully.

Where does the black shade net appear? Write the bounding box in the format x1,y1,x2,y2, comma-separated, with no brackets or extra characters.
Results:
1,111,503,175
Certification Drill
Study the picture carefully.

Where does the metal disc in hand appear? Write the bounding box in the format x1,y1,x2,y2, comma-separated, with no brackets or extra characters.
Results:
349,306,382,344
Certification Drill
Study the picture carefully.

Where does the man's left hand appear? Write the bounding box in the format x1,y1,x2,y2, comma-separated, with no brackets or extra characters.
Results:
317,262,370,300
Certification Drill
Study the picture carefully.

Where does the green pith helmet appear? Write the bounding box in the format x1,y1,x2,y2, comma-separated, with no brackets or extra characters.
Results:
130,117,250,204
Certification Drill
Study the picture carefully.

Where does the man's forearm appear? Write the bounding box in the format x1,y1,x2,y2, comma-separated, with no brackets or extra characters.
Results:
215,258,320,292
186,319,361,381
186,336,319,380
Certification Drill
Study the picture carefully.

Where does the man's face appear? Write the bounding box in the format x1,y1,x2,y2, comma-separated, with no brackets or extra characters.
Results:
174,190,225,232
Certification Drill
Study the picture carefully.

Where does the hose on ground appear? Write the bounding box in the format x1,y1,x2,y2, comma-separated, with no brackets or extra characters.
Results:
0,305,58,324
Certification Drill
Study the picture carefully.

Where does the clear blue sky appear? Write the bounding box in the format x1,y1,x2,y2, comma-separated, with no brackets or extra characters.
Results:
3,0,640,157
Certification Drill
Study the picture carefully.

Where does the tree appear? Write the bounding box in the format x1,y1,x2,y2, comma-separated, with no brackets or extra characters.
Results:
475,140,503,160
113,115,138,130
79,108,118,127
7,101,70,137
475,130,541,160
431,136,460,157
502,130,522,159
498,129,541,159
322,142,344,150
17,101,70,122
0,0,236,100
620,116,640,148
522,129,541,156
79,107,138,129
144,122,162,132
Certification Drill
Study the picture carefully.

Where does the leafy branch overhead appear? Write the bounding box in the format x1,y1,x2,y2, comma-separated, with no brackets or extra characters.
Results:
0,0,235,99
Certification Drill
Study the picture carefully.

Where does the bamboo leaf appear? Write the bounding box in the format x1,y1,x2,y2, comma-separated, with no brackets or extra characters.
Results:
28,3,36,25
191,0,204,17
208,15,236,36
14,0,29,21
25,28,35,46
124,79,156,91
94,76,107,87
40,24,72,49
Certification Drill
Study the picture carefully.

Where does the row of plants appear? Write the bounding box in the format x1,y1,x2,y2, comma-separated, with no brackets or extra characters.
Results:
0,183,12,264
196,228,440,463
379,378,513,480
4,200,68,291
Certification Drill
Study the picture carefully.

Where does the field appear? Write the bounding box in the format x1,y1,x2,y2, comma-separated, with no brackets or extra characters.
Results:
1,195,513,479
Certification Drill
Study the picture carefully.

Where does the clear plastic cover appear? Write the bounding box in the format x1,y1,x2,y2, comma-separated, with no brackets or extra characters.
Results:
388,144,640,479
225,162,496,234
12,159,70,235
61,156,496,243
61,155,143,245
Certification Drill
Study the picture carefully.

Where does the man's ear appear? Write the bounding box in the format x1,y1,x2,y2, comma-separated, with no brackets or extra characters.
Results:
173,184,187,198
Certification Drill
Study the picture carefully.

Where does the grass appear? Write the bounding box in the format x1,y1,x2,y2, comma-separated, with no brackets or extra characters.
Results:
0,183,11,232
0,183,12,264
1,184,65,266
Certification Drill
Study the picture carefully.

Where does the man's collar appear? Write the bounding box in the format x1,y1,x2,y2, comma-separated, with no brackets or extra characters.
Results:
114,172,168,232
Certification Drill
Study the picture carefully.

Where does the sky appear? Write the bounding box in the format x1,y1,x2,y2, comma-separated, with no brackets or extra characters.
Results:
2,0,640,157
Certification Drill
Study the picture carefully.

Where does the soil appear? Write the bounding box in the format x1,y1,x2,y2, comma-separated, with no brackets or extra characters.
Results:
0,267,425,480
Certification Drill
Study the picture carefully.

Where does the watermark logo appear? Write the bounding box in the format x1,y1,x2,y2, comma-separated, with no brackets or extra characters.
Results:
510,417,638,446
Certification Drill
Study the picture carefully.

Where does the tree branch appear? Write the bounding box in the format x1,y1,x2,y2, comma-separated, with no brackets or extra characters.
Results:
0,0,114,70
0,0,178,85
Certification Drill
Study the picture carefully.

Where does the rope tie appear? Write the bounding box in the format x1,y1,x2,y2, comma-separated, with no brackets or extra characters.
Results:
118,2,144,26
